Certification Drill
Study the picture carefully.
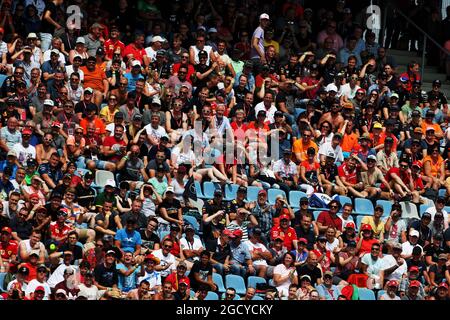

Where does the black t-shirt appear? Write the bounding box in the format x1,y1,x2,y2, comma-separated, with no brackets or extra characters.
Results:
58,243,83,263
75,184,96,208
203,221,225,252
147,146,171,163
234,86,250,105
45,203,63,222
444,227,450,253
423,244,446,264
139,229,160,250
294,225,316,251
405,258,428,279
158,198,181,219
210,240,231,264
75,101,97,119
296,264,323,285
94,263,119,288
320,164,339,183
95,212,119,232
9,216,33,240
429,263,446,284
41,3,58,34
188,260,213,291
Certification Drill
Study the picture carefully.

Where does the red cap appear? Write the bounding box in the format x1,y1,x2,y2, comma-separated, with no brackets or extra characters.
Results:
438,282,449,289
409,280,421,288
274,234,285,241
356,88,366,94
279,214,291,221
51,121,62,128
361,224,372,231
258,189,267,196
34,286,45,292
1,227,11,234
386,280,399,287
409,266,419,273
30,193,40,200
0,28,4,34
298,238,308,244
232,229,243,238
22,128,32,135
345,221,356,229
412,161,422,168
179,278,189,286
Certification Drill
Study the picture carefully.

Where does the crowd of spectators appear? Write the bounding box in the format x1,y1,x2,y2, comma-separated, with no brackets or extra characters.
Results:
0,0,449,301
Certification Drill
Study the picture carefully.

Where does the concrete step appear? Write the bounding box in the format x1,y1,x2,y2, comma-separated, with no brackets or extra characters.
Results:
395,65,440,74
387,49,419,57
391,54,424,66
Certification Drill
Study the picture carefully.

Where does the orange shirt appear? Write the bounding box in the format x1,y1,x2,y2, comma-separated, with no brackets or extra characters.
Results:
80,117,106,136
341,132,359,153
292,139,318,162
80,65,107,92
421,122,443,137
423,155,444,178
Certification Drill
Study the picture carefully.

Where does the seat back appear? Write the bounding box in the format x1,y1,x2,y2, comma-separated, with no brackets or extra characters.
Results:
246,186,263,202
419,204,432,216
400,202,419,220
289,190,307,208
224,184,239,201
355,198,374,215
213,273,226,293
194,181,205,198
377,290,386,300
358,288,376,300
205,291,219,300
94,170,115,188
225,274,246,295
376,200,392,217
183,215,200,233
203,181,218,199
268,189,286,205
356,215,369,229
339,195,353,208
247,276,266,289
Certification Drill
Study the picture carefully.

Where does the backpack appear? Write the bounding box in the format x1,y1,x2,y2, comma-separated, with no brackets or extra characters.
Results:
309,193,333,209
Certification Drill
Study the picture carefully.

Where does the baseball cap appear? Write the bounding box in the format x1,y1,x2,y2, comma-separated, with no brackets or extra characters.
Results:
426,110,435,117
22,128,32,135
144,254,160,264
298,238,308,244
258,189,267,196
76,37,85,44
50,191,63,199
27,32,37,39
438,253,448,260
170,223,180,231
105,179,116,188
259,13,270,20
409,280,421,288
274,234,285,241
279,214,290,221
50,49,60,55
300,275,311,282
232,229,243,238
35,286,45,293
84,171,94,180
18,265,30,274
384,119,396,126
409,266,419,273
222,229,233,237
237,186,247,193
1,226,11,234
105,250,116,256
198,50,208,58
409,229,419,237
390,93,399,99
373,122,383,129
165,186,174,194
84,87,94,94
7,150,17,157
214,189,223,197
207,28,217,33
151,36,165,43
359,133,371,141
131,60,141,67
184,224,195,233
326,83,338,93
347,241,357,247
413,127,423,134
412,161,422,168
433,79,442,86
367,154,377,161
386,280,399,287
96,47,105,56
114,111,124,119
438,282,449,289
345,221,356,229
6,97,18,105
43,99,55,107
326,151,336,159
300,196,309,204
91,22,104,29
361,224,372,232
133,114,143,122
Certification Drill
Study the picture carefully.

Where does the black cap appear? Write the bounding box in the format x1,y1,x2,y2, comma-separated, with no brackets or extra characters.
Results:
433,79,442,86
251,227,262,236
3,166,12,176
409,93,419,100
412,79,421,86
385,136,394,144
18,266,30,274
411,139,421,145
156,164,165,172
6,97,18,105
170,223,180,231
411,110,421,117
214,189,223,196
156,49,167,56
237,186,247,193
274,110,283,117
422,212,432,218
87,56,96,62
26,158,37,167
300,196,309,204
310,63,318,70
392,202,402,210
389,105,400,112
384,119,396,126
51,192,63,199
244,60,253,68
257,110,266,117
347,241,357,247
84,171,94,180
198,50,208,57
114,111,124,119
307,146,316,155
126,217,137,224
426,110,435,117
283,148,292,154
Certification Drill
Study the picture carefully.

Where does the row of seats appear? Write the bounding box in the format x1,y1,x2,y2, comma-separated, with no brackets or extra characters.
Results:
195,181,444,219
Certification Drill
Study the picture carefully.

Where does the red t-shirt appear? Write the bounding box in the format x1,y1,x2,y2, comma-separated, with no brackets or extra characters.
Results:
357,237,379,255
122,44,147,65
338,163,358,185
172,63,195,84
270,226,297,251
165,273,190,291
104,39,126,60
49,222,72,241
317,212,343,231
103,136,127,163
0,240,18,260
22,262,38,281
385,167,410,185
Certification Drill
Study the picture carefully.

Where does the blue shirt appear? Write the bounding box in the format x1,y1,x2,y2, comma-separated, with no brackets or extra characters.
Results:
316,284,341,300
38,163,63,185
117,263,140,292
115,229,142,253
0,162,17,179
124,72,144,92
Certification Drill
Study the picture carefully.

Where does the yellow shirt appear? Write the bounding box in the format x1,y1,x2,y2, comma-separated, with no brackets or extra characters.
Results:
99,106,118,125
361,216,385,239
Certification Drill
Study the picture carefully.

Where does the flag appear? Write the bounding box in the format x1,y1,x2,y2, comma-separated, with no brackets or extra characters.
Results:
183,176,197,201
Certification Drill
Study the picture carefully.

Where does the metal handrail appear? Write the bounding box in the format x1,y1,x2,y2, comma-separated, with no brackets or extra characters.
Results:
381,2,450,76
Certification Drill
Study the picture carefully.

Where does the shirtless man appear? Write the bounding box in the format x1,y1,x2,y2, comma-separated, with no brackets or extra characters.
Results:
319,99,344,132
36,132,57,164
360,154,394,199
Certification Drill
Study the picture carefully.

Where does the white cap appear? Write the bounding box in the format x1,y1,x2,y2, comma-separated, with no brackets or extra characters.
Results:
84,87,93,94
326,83,338,92
76,37,85,44
51,49,60,55
208,28,218,33
260,13,270,20
327,151,336,159
27,32,37,39
105,179,116,188
152,97,161,105
151,36,165,43
367,154,377,161
131,60,141,67
44,99,55,106
409,229,419,237
165,186,175,196
217,82,225,90
55,289,68,297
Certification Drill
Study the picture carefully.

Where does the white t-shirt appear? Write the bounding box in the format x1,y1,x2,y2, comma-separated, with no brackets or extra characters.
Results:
254,102,277,124
380,254,407,281
171,146,195,167
105,123,127,136
325,238,340,252
78,283,100,300
401,241,423,257
180,237,204,261
47,264,78,288
245,240,269,266
25,279,51,300
43,50,66,64
273,263,297,297
339,83,360,99
145,46,157,62
425,207,449,226
152,249,177,278
361,253,384,277
318,141,344,163
144,124,168,144
12,143,36,166
137,269,161,293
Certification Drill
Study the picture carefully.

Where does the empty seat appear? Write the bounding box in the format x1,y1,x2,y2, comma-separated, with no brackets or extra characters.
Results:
203,181,218,199
183,215,200,233
420,204,432,216
338,195,353,208
268,189,286,205
213,272,226,294
377,290,386,300
205,291,219,300
376,200,392,217
289,190,307,208
225,274,246,296
358,288,376,300
355,198,374,216
194,181,206,199
224,184,239,201
400,202,420,220
247,276,266,289
246,186,263,202
94,170,115,188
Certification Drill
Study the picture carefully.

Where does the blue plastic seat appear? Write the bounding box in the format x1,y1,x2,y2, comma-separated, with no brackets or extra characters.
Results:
377,290,386,300
445,206,450,214
183,215,200,233
252,295,264,300
194,181,206,199
268,189,286,205
289,190,307,208
313,211,322,221
203,181,218,199
339,195,353,208
225,274,247,296
420,204,432,216
159,230,170,240
376,200,392,217
355,198,374,216
358,288,376,300
247,276,266,289
246,186,263,202
205,291,219,300
224,184,239,201
212,272,226,294
439,189,447,198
